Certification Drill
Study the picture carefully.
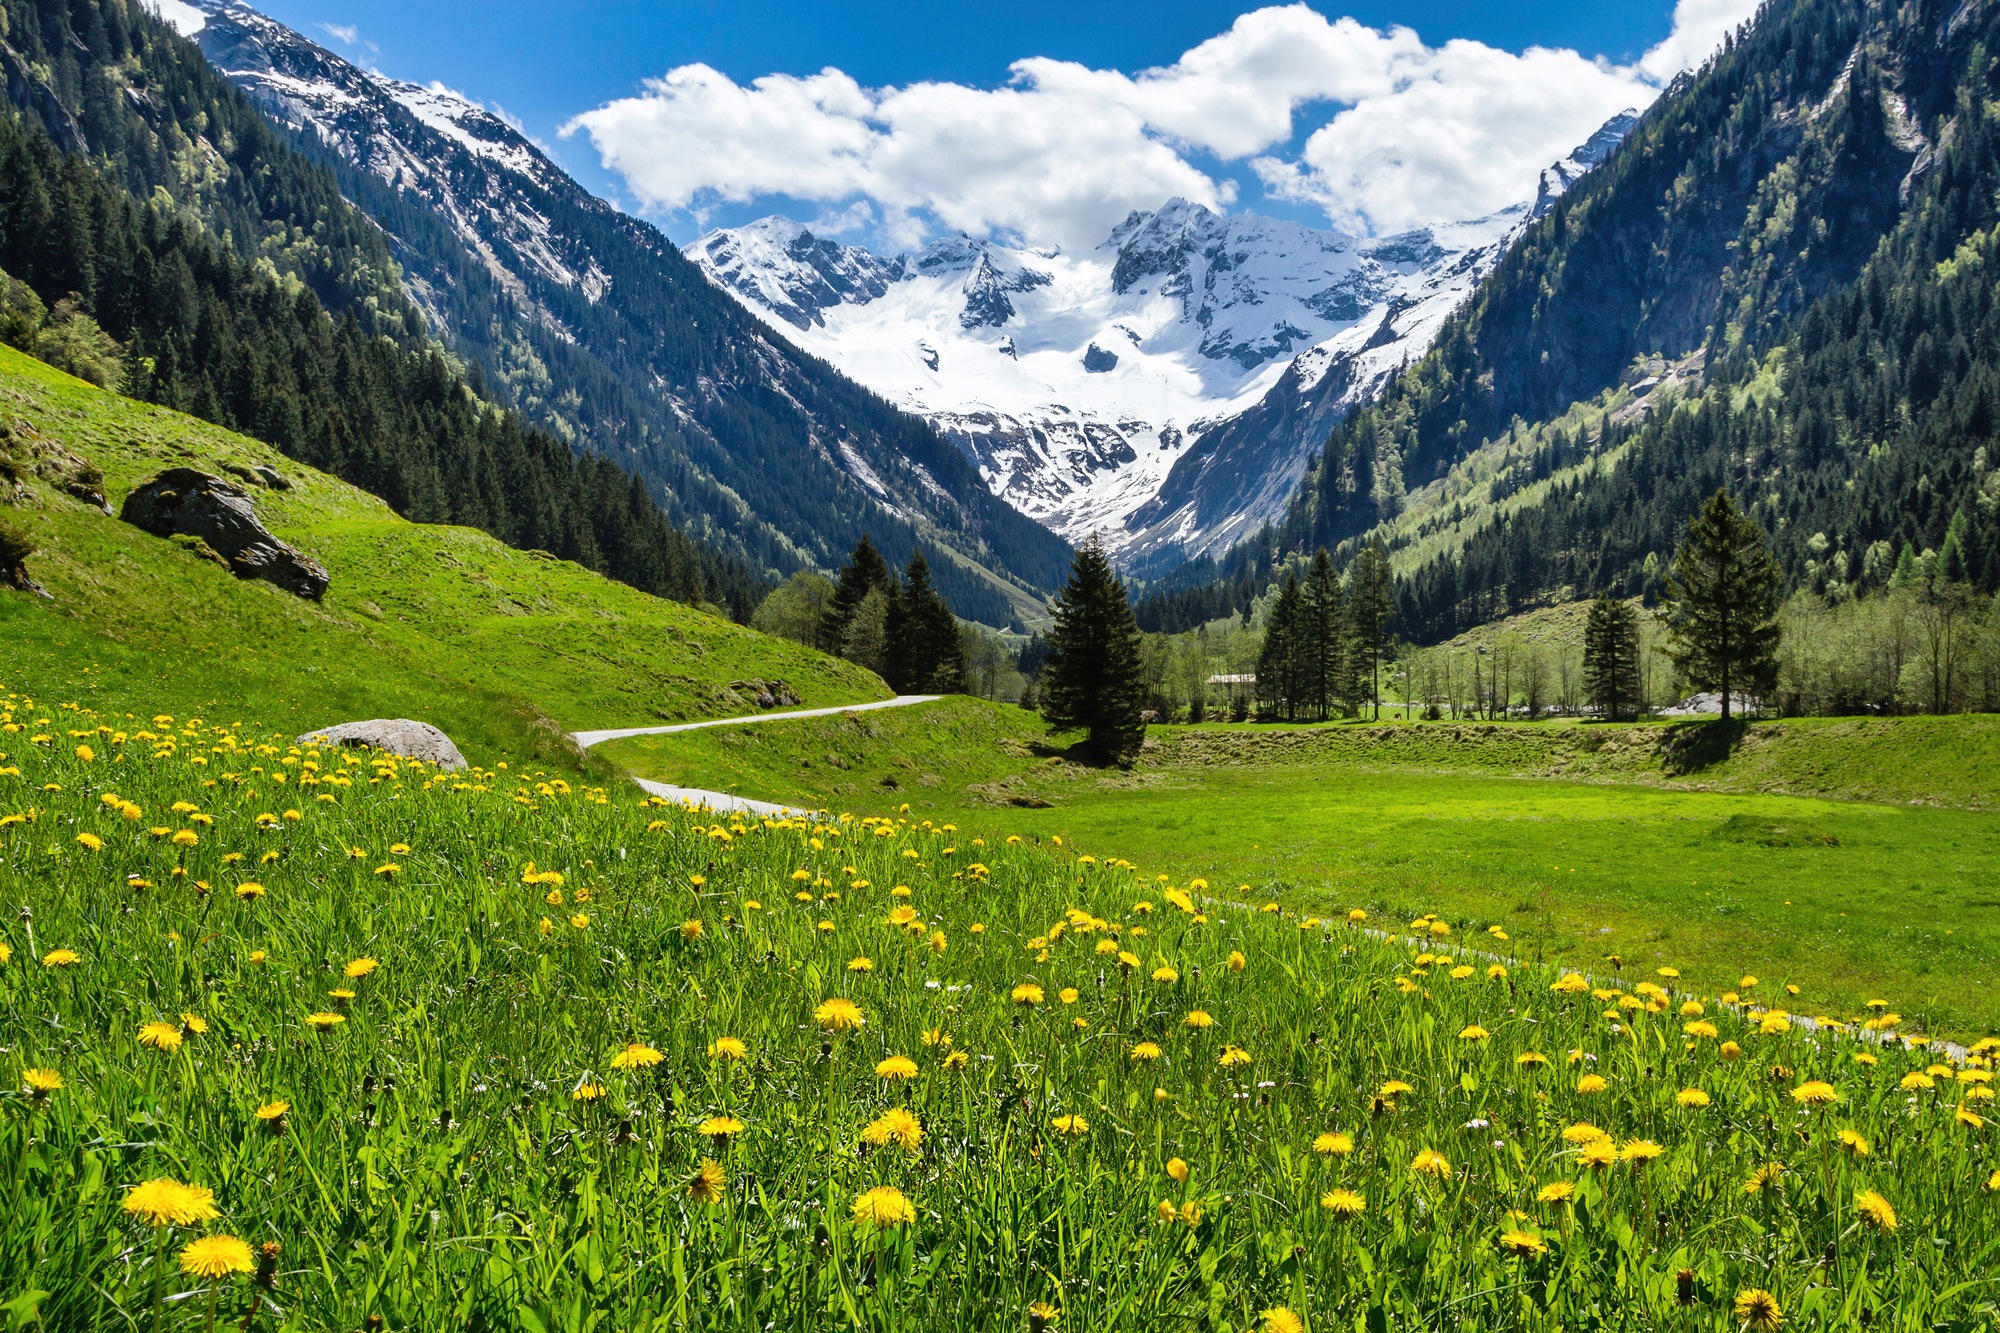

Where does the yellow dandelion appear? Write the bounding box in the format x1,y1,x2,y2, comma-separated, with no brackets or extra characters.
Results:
123,1178,220,1228
1733,1290,1783,1330
1131,1041,1163,1062
1011,983,1045,1006
707,1036,747,1060
1312,1131,1354,1157
876,1055,919,1081
41,948,80,967
1051,1114,1089,1136
1184,1009,1214,1029
1537,1180,1576,1203
814,998,865,1031
851,1184,915,1227
1261,1309,1304,1333
1791,1081,1840,1107
688,1159,727,1205
1411,1149,1452,1179
137,1022,184,1053
611,1043,664,1071
1498,1229,1548,1258
304,1012,345,1031
861,1107,924,1152
178,1234,254,1280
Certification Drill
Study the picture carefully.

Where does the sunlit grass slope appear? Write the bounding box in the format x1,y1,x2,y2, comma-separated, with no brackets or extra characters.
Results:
2,691,1996,1330
603,701,2000,1033
0,346,887,766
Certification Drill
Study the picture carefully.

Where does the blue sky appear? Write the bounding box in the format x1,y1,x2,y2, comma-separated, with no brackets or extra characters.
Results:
234,0,1747,248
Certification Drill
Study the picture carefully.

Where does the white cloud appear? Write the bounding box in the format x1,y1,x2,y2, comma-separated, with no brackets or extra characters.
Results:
316,22,362,45
564,0,1760,248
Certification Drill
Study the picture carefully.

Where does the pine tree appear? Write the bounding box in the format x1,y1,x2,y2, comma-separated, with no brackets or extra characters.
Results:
820,536,891,654
1582,595,1642,721
1256,574,1304,721
1304,548,1344,719
1346,541,1395,719
1664,490,1783,720
885,548,964,693
1039,535,1147,764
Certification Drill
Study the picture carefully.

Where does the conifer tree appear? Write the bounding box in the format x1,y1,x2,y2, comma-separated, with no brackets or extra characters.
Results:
1305,548,1343,720
1256,574,1304,721
1346,541,1395,719
1039,535,1147,764
820,536,891,653
1664,490,1782,720
1582,594,1642,721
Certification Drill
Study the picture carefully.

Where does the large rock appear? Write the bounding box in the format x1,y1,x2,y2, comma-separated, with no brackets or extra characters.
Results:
297,719,467,770
120,469,328,599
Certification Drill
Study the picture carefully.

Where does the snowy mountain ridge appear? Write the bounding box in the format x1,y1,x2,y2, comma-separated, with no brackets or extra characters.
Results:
691,112,1639,566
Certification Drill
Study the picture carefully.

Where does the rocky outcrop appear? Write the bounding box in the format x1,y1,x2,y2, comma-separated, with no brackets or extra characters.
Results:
297,719,468,770
119,469,328,599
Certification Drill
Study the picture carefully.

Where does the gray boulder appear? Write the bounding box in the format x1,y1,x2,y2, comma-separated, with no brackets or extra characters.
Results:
297,719,468,770
120,468,328,599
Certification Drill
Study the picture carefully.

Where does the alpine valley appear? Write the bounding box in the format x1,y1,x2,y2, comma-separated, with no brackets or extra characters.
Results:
691,115,1636,574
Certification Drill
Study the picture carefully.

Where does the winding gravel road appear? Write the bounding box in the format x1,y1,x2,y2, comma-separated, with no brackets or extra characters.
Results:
570,694,940,816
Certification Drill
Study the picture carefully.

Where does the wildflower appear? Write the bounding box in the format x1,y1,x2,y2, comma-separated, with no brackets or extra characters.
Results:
1498,1229,1548,1258
1537,1180,1576,1204
573,1083,605,1102
688,1160,727,1205
876,1055,919,1081
1728,1288,1785,1332
1791,1081,1840,1107
123,1178,220,1227
1151,965,1179,984
1900,1072,1935,1092
681,920,703,941
1515,1051,1549,1068
1956,1105,1985,1128
1261,1308,1304,1333
1551,972,1589,994
1837,1128,1870,1157
75,833,103,851
23,1068,61,1098
697,1115,745,1145
851,1185,915,1227
814,998,865,1031
1012,983,1045,1007
138,1022,184,1052
1379,1079,1414,1102
1028,1301,1060,1333
1320,1187,1366,1219
942,1050,970,1071
373,864,400,878
1744,1162,1785,1194
1620,1139,1666,1165
1227,950,1246,972
343,957,378,979
1131,1041,1163,1062
1458,1024,1490,1041
304,1012,345,1031
178,1234,254,1279
1561,1122,1610,1145
255,1101,289,1133
1051,1114,1089,1137
569,914,589,930
1579,1139,1619,1170
234,882,266,900
1720,1041,1743,1061
1218,1045,1252,1069
1312,1131,1354,1157
42,949,79,968
1059,987,1080,1004
1577,1074,1609,1095
1184,1009,1214,1029
1411,1149,1452,1179
847,957,874,973
611,1043,663,1071
1166,1157,1189,1183
1684,1020,1719,1039
1676,1088,1711,1108
862,1108,924,1152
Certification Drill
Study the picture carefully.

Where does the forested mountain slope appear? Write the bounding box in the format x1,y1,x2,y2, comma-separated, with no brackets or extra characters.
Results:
176,1,1071,627
1145,0,2000,641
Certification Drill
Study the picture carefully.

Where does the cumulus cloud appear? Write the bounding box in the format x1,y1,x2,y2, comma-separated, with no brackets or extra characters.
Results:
563,0,1760,248
316,22,362,45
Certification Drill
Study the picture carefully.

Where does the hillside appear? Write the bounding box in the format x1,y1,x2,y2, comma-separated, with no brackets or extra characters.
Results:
0,344,887,764
1150,0,2000,639
170,0,1072,626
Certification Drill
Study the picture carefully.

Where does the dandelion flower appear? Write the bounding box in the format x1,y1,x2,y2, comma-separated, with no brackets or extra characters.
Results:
1900,1072,1935,1092
814,998,865,1032
681,920,703,941
1579,1139,1619,1170
611,1043,663,1071
234,883,266,900
123,1178,219,1228
178,1234,254,1280
1151,965,1179,984
41,949,80,968
1743,1162,1785,1194
1312,1131,1354,1157
1028,1300,1060,1333
23,1068,61,1097
851,1185,915,1227
1837,1128,1870,1157
1515,1051,1549,1068
1320,1187,1366,1219
1537,1181,1576,1203
1458,1024,1489,1041
1411,1149,1452,1179
1011,983,1045,1007
1227,950,1246,972
1620,1139,1666,1165
861,1107,924,1152
343,957,378,979
1165,1156,1189,1183
1130,1041,1163,1063
1498,1229,1548,1258
1261,1309,1304,1333
875,1055,919,1081
1184,1010,1214,1029
1218,1045,1252,1069
138,1022,184,1052
1791,1081,1840,1107
688,1159,727,1205
304,1012,345,1031
697,1115,744,1143
572,1082,605,1102
707,1036,747,1061
1051,1114,1089,1137
255,1101,289,1132
1576,1074,1609,1095
75,833,103,852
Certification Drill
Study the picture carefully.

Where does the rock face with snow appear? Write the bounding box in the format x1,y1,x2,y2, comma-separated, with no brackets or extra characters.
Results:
690,115,1638,570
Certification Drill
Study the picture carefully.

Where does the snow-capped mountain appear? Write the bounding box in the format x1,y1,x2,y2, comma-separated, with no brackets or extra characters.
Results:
692,112,1639,567
143,0,1074,625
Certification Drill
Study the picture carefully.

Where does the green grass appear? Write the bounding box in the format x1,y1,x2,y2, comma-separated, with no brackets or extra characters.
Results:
5,690,1998,1330
603,702,2000,1034
0,345,888,768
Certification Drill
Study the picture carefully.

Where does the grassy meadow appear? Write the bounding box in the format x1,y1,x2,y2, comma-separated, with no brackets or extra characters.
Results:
0,346,888,766
600,702,2000,1035
3,687,1998,1331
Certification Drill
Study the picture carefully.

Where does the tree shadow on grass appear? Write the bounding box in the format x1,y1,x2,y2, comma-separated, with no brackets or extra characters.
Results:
1657,719,1749,776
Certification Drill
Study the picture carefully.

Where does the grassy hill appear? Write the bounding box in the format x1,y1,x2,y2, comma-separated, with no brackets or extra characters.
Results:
0,345,888,766
602,702,2000,1033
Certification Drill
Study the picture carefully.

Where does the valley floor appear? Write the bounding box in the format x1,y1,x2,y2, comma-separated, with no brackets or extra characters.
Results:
601,701,2000,1035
